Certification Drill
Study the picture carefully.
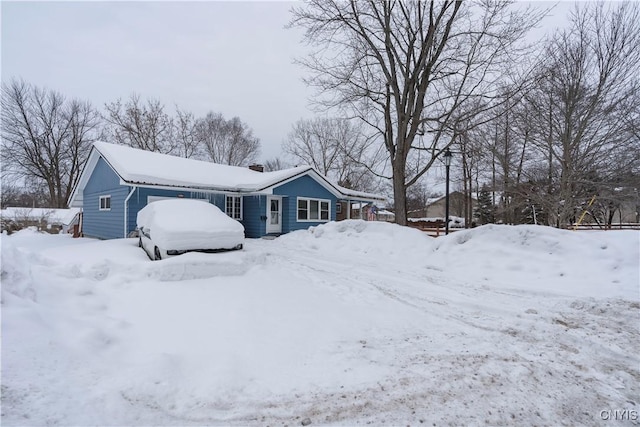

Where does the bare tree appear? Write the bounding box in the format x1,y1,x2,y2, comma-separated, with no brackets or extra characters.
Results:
523,3,640,226
406,179,437,216
2,173,60,209
104,94,175,154
474,86,538,225
290,1,544,224
174,107,200,158
225,117,261,166
194,112,226,162
465,2,640,228
194,112,260,166
1,79,99,208
283,117,377,191
1,182,20,208
263,157,289,172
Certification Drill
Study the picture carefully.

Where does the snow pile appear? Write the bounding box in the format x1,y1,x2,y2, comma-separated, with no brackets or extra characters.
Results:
0,230,38,301
280,219,434,265
137,199,244,250
1,223,638,426
430,224,639,299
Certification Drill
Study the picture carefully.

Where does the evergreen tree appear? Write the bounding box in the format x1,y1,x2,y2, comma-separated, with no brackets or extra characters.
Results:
474,188,495,225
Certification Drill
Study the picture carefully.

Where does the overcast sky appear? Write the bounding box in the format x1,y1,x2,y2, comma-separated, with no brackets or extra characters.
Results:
2,1,317,161
2,1,574,164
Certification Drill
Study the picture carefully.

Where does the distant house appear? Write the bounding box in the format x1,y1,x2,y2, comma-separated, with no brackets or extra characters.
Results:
0,207,81,234
376,209,396,222
68,142,385,239
408,191,476,220
339,202,395,222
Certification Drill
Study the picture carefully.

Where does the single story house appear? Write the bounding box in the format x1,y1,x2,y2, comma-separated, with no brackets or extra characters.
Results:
338,202,395,222
408,191,476,219
68,142,385,239
0,207,81,234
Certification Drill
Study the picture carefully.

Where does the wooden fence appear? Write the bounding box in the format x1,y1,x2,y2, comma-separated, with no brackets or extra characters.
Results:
568,223,640,231
407,221,464,237
409,222,640,236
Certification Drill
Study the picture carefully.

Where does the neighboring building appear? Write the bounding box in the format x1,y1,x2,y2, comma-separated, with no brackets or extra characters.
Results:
0,207,81,234
408,191,476,220
341,202,395,222
68,142,385,239
376,209,396,222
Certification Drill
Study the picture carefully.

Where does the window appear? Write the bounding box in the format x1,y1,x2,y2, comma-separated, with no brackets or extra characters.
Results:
297,198,330,222
225,195,242,220
298,199,308,220
310,200,319,220
99,195,111,211
336,203,342,214
321,201,329,220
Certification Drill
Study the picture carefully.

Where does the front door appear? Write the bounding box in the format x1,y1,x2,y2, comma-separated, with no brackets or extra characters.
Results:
266,196,282,234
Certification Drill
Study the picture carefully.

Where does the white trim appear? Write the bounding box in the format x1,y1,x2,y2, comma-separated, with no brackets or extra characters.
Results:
69,143,386,209
121,180,246,196
118,171,385,202
123,186,136,237
261,169,342,199
296,197,331,223
266,196,282,234
67,146,110,208
68,148,104,207
225,195,243,220
99,195,111,211
259,168,386,203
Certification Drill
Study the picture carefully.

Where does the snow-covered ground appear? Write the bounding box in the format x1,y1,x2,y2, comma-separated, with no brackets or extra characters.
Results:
2,222,639,426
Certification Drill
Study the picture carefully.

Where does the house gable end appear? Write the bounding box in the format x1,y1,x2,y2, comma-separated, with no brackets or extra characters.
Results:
259,168,343,198
273,175,337,234
82,156,130,239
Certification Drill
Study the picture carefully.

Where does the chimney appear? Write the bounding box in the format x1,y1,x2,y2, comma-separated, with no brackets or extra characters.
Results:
249,164,264,173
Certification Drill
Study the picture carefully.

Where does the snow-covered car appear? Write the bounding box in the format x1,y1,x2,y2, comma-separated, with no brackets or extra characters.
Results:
136,199,244,260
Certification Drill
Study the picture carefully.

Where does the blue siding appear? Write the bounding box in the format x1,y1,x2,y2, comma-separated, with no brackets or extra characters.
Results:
273,175,337,233
83,161,341,239
128,190,266,238
241,195,266,238
127,188,227,236
83,157,130,239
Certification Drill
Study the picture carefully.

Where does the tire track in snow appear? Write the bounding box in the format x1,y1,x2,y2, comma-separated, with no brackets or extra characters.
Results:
274,245,548,336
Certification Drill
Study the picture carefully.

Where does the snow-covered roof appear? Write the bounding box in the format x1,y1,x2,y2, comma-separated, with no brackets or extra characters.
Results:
335,185,386,202
1,208,81,226
350,202,390,209
93,141,309,191
69,142,384,207
350,202,368,209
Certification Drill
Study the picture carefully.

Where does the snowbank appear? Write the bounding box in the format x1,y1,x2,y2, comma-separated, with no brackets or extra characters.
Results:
1,230,38,301
280,219,434,266
430,224,639,299
1,223,638,426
